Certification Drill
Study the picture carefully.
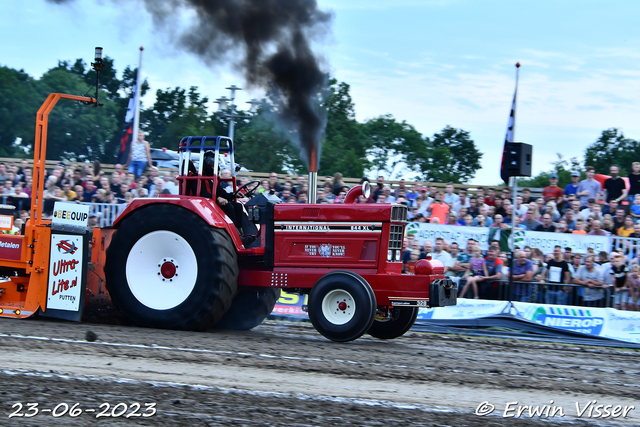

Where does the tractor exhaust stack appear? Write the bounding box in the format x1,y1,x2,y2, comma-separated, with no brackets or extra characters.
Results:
308,146,317,203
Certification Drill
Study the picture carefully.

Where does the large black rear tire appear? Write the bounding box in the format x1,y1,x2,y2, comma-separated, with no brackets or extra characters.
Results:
215,287,281,331
308,271,376,342
367,307,418,339
104,204,238,331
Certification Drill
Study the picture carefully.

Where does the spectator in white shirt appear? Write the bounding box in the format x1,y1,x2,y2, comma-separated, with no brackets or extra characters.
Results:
444,183,460,206
433,237,453,274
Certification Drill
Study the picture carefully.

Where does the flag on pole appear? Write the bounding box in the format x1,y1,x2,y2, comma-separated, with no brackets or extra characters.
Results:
116,82,137,165
500,62,520,184
116,47,144,166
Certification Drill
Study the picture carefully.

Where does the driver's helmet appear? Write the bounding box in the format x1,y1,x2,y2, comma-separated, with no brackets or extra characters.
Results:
203,151,231,170
203,150,216,167
201,150,217,176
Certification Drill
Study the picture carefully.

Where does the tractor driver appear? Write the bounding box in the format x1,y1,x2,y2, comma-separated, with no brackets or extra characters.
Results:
202,151,245,235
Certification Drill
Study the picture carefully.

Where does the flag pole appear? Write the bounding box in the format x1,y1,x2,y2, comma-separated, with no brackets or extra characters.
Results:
132,46,144,143
508,62,520,299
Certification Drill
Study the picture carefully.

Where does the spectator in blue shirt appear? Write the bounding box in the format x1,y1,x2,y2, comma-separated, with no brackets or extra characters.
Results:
631,194,640,222
564,171,580,197
512,250,534,302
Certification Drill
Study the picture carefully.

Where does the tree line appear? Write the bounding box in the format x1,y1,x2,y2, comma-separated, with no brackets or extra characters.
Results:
2,57,487,182
517,128,640,189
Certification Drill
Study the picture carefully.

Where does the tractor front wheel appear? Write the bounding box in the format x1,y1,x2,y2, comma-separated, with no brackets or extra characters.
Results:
367,307,418,340
308,271,376,342
105,204,238,331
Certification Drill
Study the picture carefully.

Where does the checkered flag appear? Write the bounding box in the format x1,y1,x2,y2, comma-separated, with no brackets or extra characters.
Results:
500,63,520,184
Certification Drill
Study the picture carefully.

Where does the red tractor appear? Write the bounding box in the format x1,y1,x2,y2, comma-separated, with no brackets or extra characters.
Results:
0,91,456,342
100,136,457,341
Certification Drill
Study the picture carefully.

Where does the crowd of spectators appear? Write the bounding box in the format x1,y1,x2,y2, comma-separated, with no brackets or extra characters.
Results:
387,161,640,309
401,233,639,310
363,164,640,238
6,159,640,310
13,160,640,235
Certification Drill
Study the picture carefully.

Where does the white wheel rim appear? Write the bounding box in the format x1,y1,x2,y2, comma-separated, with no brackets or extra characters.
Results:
322,289,356,325
126,230,198,310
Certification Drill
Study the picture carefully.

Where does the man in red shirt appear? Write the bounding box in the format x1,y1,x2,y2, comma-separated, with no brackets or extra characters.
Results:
543,173,564,204
484,187,496,207
428,191,450,224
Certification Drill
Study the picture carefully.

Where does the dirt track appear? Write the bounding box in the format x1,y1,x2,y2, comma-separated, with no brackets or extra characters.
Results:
1,317,639,426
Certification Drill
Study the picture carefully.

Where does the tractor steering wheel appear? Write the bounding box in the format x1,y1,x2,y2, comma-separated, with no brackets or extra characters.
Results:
232,180,261,199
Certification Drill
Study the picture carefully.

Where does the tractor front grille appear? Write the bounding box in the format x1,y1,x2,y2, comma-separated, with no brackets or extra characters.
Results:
387,224,404,262
388,224,404,250
391,205,407,222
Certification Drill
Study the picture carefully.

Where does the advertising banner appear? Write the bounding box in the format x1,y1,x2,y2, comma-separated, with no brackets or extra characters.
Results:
405,223,611,254
418,298,511,320
47,234,84,312
405,222,490,250
272,291,308,316
269,293,640,344
52,201,90,228
0,235,22,260
520,230,610,255
599,309,640,344
511,301,640,344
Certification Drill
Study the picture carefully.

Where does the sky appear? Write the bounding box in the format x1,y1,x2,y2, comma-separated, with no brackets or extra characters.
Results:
1,0,640,184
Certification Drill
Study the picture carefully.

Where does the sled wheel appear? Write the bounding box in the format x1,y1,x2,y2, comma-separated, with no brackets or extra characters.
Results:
308,271,376,342
367,307,418,339
105,204,238,330
215,287,281,331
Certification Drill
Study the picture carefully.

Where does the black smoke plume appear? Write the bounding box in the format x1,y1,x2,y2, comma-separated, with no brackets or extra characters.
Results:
49,0,332,171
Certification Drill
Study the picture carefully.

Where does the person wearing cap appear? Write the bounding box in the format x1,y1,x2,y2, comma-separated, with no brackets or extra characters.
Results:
564,171,581,197
543,173,564,204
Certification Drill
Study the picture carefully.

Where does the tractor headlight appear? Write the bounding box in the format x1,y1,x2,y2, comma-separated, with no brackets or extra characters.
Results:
395,251,401,261
387,250,393,261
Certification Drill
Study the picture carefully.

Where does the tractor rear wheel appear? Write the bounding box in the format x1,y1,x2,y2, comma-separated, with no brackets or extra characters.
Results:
105,204,238,331
308,271,376,342
367,307,418,339
215,288,281,331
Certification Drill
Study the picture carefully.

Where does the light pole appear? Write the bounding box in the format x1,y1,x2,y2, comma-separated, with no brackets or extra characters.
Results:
214,86,237,140
215,87,262,141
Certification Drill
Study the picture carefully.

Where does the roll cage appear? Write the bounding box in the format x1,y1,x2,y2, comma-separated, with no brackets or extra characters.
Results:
176,136,237,199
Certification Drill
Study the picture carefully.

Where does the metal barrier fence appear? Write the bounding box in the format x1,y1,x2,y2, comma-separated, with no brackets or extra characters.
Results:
611,235,640,265
0,196,31,212
79,202,127,228
457,279,615,308
0,197,126,228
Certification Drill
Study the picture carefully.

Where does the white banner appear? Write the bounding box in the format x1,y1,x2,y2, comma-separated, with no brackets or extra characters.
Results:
405,222,490,250
520,230,610,255
418,298,510,320
405,223,611,254
52,202,90,228
511,301,640,344
599,309,640,344
47,234,84,312
0,215,12,230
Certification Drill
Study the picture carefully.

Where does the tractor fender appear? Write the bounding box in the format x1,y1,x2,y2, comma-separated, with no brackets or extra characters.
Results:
114,197,228,228
112,197,242,248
